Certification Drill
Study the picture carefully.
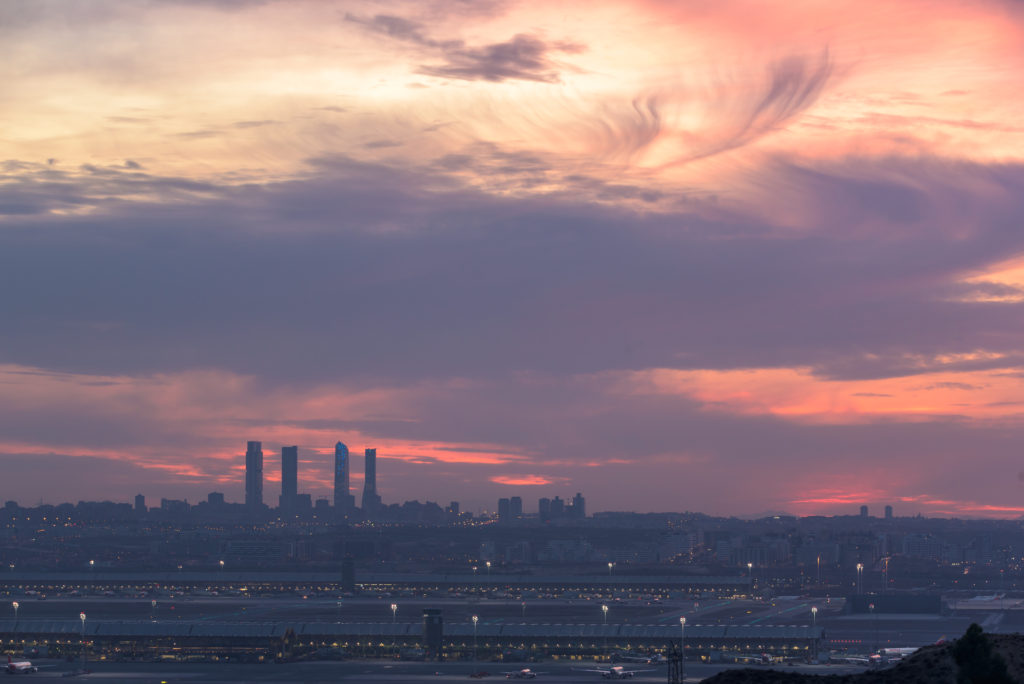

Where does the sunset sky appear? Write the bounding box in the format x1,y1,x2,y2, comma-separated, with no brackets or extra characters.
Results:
3,0,1024,517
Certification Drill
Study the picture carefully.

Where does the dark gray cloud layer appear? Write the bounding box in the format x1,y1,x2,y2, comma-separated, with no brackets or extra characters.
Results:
2,155,1024,386
348,13,581,83
3,153,1024,512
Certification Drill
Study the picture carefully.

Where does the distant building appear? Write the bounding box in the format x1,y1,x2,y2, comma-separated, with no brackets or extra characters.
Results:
207,492,225,506
160,498,189,514
280,446,298,511
539,497,551,520
571,492,586,519
498,498,511,519
446,501,460,517
510,496,523,518
859,505,869,517
550,496,565,518
134,494,146,513
885,505,893,519
314,498,331,515
244,441,264,509
361,448,382,513
334,441,354,514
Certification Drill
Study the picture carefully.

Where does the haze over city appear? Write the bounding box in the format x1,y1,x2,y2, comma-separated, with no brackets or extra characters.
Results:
4,0,1024,517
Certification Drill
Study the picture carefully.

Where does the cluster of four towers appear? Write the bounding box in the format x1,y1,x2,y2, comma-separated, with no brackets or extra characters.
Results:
244,440,380,515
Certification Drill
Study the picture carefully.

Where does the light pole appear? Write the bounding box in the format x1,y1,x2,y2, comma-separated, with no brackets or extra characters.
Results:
472,565,478,576
521,601,526,620
747,562,754,594
12,601,19,654
485,561,491,577
391,603,398,655
608,561,614,576
150,599,156,622
856,563,863,595
79,612,87,671
336,600,343,624
602,604,609,658
869,603,876,654
816,555,821,585
811,607,818,662
472,615,479,660
680,617,686,682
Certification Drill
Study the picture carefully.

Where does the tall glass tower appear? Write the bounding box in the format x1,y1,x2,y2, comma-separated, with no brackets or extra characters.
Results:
280,445,298,511
361,448,381,513
334,441,351,513
245,441,263,509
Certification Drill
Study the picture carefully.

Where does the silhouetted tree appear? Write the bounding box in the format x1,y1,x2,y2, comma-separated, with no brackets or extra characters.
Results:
952,623,1012,684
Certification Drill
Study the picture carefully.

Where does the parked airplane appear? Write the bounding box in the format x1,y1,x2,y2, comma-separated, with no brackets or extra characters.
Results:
615,652,667,665
503,668,545,679
6,655,38,674
574,665,655,679
732,653,776,665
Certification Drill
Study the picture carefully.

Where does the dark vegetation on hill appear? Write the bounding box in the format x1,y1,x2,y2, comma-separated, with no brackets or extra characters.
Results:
702,624,1021,684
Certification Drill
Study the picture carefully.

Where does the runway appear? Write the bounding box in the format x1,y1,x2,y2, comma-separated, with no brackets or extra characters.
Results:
16,659,870,683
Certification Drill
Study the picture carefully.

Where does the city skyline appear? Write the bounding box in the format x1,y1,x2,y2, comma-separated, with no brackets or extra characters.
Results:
3,1,1024,517
1,437,915,521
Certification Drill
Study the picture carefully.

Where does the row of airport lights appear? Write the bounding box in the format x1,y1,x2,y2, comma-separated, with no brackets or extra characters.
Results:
7,581,823,666
10,601,88,668
472,560,618,576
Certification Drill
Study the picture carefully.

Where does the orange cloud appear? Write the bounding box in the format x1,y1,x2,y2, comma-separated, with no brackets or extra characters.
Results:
490,475,555,486
790,489,1024,518
611,362,1024,423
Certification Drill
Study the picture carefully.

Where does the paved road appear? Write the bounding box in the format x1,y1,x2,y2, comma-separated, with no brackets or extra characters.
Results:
19,659,871,683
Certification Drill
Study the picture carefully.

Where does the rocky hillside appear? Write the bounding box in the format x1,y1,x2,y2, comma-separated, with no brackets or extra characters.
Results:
701,624,1023,684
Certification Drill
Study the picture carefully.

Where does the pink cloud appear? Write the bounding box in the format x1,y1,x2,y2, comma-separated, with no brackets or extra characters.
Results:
490,475,556,486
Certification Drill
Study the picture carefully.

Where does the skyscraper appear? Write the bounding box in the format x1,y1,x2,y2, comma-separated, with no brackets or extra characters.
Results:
884,504,893,519
859,505,869,517
361,448,381,512
245,441,263,509
280,445,298,511
334,441,354,513
571,492,586,519
134,494,146,513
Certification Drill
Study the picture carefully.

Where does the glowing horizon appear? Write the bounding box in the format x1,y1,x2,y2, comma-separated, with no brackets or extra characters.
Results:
2,0,1024,518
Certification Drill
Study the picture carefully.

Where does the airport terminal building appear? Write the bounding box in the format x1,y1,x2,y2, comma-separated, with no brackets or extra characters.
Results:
0,618,822,663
